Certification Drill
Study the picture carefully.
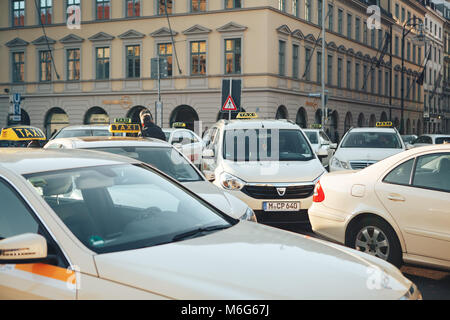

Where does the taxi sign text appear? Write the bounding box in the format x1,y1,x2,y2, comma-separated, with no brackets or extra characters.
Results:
0,127,46,141
172,122,186,128
109,123,140,133
376,121,393,127
236,112,258,119
114,118,131,124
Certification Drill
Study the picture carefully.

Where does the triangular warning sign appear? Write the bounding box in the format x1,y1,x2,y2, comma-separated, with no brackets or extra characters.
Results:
222,95,237,111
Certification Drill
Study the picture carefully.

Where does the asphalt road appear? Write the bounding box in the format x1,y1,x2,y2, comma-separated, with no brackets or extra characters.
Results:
272,222,450,300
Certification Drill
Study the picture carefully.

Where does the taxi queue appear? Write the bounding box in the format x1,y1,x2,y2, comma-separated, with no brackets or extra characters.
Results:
1,114,446,300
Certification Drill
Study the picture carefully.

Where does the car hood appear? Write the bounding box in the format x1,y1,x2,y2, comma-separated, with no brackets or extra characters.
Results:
183,181,248,219
334,148,404,163
221,159,325,183
94,222,411,299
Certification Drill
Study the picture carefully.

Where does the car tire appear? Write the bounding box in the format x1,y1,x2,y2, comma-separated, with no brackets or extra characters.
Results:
347,217,403,268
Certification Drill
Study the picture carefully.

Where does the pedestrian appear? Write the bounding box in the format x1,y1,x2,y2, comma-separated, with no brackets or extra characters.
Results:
139,109,166,141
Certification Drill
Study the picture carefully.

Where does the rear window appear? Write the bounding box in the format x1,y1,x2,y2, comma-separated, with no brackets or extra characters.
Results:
435,137,450,144
341,132,402,149
305,131,318,144
55,129,112,139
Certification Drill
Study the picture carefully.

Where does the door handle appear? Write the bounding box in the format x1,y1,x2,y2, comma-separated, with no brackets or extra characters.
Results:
387,194,405,202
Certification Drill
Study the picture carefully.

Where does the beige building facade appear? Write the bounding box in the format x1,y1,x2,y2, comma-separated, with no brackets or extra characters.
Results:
0,0,431,139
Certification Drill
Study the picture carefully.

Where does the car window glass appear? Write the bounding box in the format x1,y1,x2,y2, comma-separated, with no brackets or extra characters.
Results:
0,178,39,239
46,143,62,149
92,130,111,137
412,153,450,192
172,132,183,144
305,132,318,144
435,137,450,144
341,132,402,149
383,159,414,186
319,132,330,144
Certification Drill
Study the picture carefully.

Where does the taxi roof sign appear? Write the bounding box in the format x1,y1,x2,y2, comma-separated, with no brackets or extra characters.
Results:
236,112,258,119
376,121,393,127
109,123,141,134
0,126,46,141
310,124,322,129
172,122,186,128
114,118,131,124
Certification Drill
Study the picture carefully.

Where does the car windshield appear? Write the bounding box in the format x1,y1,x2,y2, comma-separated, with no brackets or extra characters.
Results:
0,140,46,147
25,164,233,254
436,137,450,144
55,129,112,139
223,129,314,161
92,146,203,182
304,131,318,144
341,132,402,149
401,135,417,144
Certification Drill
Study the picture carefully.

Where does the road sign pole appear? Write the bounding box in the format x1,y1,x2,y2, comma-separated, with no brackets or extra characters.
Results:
157,57,162,127
321,0,326,128
228,78,232,120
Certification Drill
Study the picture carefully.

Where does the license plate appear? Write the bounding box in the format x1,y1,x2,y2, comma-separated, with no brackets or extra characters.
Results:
263,201,301,212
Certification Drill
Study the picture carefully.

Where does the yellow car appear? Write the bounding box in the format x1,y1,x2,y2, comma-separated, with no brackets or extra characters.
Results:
309,144,450,270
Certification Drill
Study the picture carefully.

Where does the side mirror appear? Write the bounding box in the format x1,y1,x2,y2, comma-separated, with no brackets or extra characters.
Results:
0,233,47,264
316,148,328,160
202,149,215,158
330,143,337,149
203,170,216,182
173,143,182,150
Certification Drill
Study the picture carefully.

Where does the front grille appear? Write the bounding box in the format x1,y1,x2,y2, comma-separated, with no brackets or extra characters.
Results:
242,185,315,199
349,161,377,170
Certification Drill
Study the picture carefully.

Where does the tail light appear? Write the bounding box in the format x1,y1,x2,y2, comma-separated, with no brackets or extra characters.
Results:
313,181,325,202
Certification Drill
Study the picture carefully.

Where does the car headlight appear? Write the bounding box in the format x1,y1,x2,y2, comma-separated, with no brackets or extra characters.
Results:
240,207,257,222
399,284,422,300
219,172,245,191
330,157,350,169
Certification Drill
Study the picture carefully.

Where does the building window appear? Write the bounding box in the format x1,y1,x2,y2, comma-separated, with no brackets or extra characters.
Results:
96,47,110,80
317,51,322,83
67,48,80,81
279,0,286,12
39,50,52,82
12,52,24,82
158,43,173,76
407,11,410,23
378,70,382,95
305,0,311,22
225,0,241,9
304,47,311,81
355,17,360,42
191,41,206,75
355,63,360,90
384,71,389,96
406,77,410,100
401,7,405,22
370,69,375,93
395,4,399,19
347,13,352,39
394,74,399,98
126,0,140,17
363,65,367,92
346,60,351,89
378,29,383,48
67,0,80,20
278,40,286,76
317,0,322,25
158,0,172,15
363,22,367,45
292,44,299,79
337,58,342,88
191,0,206,12
407,41,411,61
337,9,343,34
328,4,333,31
395,36,399,56
413,44,416,63
39,0,52,25
96,0,110,20
12,0,25,27
126,45,140,78
370,29,375,48
327,54,333,85
418,47,421,63
225,38,241,74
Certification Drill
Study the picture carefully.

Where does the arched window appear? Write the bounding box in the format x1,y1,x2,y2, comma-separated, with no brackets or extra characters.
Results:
170,105,199,131
314,109,322,125
275,105,288,119
84,107,109,125
344,112,353,133
357,113,365,127
44,107,69,138
126,105,149,124
295,107,308,128
369,114,376,127
7,109,30,126
380,111,388,122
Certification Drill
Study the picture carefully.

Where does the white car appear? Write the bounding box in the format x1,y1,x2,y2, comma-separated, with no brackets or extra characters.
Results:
50,125,121,140
309,144,450,270
201,117,327,225
303,129,337,169
162,128,203,166
330,127,407,172
0,149,420,299
411,134,450,147
44,136,254,222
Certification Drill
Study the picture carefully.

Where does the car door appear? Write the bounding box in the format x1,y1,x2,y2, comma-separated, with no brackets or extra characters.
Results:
375,152,450,262
0,177,77,300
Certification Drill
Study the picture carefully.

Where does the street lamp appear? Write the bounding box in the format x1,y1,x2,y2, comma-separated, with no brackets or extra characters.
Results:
400,18,425,135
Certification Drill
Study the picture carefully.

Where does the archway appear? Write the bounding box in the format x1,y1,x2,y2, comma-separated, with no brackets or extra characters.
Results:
295,107,308,128
406,119,411,134
84,106,110,125
44,107,69,138
275,105,288,119
357,113,365,127
126,105,149,124
170,105,199,131
344,112,353,133
393,117,400,129
369,114,376,127
314,109,322,125
329,110,339,143
380,111,388,122
7,109,30,126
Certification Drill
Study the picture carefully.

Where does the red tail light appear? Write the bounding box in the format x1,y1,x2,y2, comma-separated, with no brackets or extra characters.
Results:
313,181,325,203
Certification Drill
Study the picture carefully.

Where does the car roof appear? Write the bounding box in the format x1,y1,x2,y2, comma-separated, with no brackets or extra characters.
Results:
58,125,110,131
303,129,321,132
0,148,140,175
220,119,301,130
421,134,450,138
49,136,171,149
348,127,398,133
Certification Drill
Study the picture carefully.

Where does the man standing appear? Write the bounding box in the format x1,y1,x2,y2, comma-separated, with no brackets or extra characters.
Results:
139,109,166,141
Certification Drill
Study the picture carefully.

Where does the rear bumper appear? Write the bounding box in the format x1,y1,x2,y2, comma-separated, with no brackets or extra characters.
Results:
308,203,347,244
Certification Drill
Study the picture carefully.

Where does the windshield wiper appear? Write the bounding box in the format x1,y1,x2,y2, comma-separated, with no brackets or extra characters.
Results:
172,225,231,242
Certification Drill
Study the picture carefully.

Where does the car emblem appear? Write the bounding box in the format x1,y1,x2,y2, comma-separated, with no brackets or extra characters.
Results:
276,188,286,196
